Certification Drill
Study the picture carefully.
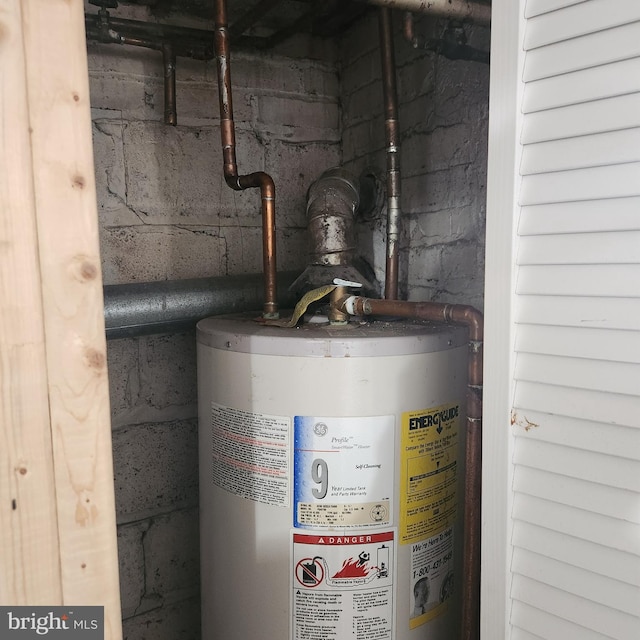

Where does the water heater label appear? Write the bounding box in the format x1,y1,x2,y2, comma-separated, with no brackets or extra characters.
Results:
400,403,460,544
293,416,394,528
210,402,290,506
291,530,395,640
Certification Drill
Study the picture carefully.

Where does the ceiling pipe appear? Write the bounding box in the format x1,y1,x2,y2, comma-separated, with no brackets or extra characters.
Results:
104,272,298,340
85,13,216,58
361,0,491,25
214,0,280,319
378,7,402,300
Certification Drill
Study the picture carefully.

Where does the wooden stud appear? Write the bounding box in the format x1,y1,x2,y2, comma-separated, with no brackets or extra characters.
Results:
0,0,63,606
1,1,123,637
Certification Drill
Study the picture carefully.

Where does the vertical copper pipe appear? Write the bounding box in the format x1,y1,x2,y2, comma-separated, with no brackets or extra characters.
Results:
402,11,416,46
214,0,279,319
378,8,401,300
336,296,483,640
162,44,177,126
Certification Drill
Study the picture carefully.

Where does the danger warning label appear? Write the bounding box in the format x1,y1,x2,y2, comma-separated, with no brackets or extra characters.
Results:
292,530,395,640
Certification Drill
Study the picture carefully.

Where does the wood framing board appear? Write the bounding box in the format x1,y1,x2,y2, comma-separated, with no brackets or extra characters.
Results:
3,1,123,636
0,0,63,606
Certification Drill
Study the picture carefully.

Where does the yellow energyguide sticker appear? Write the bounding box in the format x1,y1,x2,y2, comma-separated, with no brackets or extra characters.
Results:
400,402,460,544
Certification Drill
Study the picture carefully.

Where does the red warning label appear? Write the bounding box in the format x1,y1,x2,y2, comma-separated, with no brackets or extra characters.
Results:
292,530,395,639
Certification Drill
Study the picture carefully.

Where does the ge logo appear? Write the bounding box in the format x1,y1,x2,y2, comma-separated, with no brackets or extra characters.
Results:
314,422,328,437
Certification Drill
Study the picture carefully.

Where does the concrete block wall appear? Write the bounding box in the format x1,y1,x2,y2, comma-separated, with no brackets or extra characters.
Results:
90,49,341,284
340,11,490,309
87,5,341,636
107,331,200,639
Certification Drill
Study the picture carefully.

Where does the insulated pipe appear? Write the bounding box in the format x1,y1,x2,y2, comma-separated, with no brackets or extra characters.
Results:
362,0,491,25
214,0,279,319
103,271,298,340
335,296,483,640
378,7,401,300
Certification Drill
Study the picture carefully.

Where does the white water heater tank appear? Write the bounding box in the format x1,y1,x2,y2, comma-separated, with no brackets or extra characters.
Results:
197,314,468,640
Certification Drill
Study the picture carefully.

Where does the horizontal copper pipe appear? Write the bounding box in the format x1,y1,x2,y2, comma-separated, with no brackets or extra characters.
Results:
335,295,483,640
214,0,279,318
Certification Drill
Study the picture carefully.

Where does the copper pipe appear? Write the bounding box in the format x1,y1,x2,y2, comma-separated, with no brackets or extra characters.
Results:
93,15,216,47
403,11,415,43
214,0,279,319
378,8,401,300
115,36,181,126
162,44,177,126
335,296,483,640
119,35,158,49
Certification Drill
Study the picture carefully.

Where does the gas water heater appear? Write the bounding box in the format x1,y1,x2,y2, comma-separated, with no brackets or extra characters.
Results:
197,314,468,640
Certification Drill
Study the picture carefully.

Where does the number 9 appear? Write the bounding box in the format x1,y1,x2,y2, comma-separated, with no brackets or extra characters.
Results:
311,458,328,499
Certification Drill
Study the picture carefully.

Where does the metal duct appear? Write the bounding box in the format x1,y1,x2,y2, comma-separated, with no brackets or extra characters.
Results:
104,272,298,340
289,167,378,297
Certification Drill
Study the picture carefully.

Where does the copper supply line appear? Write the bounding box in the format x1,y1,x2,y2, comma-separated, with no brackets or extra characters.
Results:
214,0,279,319
334,295,483,640
120,38,176,126
378,8,402,300
89,29,179,126
162,44,177,126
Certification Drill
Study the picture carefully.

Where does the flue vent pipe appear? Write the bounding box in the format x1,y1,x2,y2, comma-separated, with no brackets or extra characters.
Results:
306,167,360,267
362,0,491,25
214,0,279,319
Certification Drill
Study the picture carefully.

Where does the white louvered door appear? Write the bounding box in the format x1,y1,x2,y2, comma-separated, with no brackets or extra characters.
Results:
483,1,640,639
